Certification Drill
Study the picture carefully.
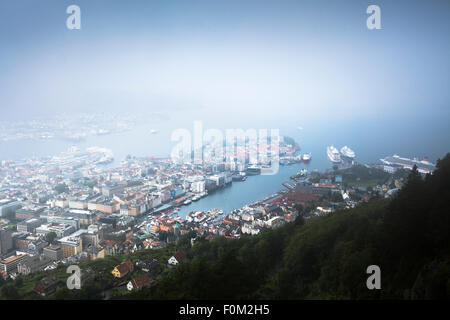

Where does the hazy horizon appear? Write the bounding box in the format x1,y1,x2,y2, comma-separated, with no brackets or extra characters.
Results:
1,0,449,124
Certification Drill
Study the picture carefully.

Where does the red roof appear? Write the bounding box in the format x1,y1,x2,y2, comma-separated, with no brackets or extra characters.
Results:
115,260,134,274
130,274,152,289
173,251,186,263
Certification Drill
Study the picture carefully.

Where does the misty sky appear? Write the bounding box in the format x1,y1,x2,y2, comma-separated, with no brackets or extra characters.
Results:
1,0,449,124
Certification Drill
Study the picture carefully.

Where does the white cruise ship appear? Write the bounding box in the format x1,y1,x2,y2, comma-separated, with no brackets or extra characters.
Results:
340,146,355,160
327,146,342,163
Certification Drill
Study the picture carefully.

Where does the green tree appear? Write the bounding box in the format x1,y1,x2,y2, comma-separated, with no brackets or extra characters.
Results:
294,203,304,215
45,232,57,244
54,183,69,194
1,284,20,299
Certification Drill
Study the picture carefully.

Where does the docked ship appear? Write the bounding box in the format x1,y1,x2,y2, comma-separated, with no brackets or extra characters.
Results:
208,209,223,217
97,155,114,165
232,172,247,181
327,146,342,163
246,165,261,176
340,146,355,160
380,155,436,174
302,153,311,163
290,168,308,180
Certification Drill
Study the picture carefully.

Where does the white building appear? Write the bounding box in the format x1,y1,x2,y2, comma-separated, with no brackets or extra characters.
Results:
241,223,260,235
190,180,206,193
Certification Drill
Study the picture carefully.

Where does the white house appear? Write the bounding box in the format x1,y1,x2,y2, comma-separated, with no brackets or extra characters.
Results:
168,256,178,265
127,274,152,291
168,251,185,266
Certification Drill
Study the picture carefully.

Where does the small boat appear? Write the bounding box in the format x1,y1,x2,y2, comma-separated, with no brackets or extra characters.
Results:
232,172,247,181
302,153,311,162
208,209,223,216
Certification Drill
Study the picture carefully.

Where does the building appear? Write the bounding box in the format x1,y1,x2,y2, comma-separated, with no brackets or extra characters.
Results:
84,246,105,261
190,180,206,193
54,198,69,208
168,250,185,266
0,252,29,275
111,260,134,278
102,184,125,197
241,223,261,235
67,209,98,227
58,229,87,258
43,245,63,261
15,205,45,221
0,227,13,256
36,223,76,238
127,274,152,291
136,258,160,277
14,235,48,253
90,198,119,214
69,197,88,210
17,218,43,233
34,275,60,296
0,199,21,218
45,216,80,230
17,254,52,275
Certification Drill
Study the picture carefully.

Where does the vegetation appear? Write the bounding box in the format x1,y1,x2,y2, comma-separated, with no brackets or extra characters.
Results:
283,136,296,147
83,179,98,188
310,165,394,188
54,183,69,194
45,232,57,245
338,165,390,188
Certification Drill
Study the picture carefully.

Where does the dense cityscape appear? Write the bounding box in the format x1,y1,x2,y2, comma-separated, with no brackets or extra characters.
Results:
0,138,421,298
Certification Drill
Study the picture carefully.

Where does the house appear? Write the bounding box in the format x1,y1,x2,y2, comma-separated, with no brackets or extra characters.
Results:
136,258,160,277
111,260,134,278
34,275,60,296
127,274,152,291
168,250,185,266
